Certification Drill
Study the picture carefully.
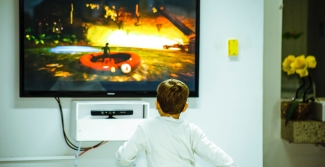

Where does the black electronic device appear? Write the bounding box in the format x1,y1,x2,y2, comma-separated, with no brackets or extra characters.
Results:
91,110,133,119
19,0,200,98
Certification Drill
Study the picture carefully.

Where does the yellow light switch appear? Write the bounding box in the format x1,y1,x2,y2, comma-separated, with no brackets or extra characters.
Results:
228,39,238,56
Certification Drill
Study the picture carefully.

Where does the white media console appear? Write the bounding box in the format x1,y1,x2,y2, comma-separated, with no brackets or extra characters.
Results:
70,100,150,141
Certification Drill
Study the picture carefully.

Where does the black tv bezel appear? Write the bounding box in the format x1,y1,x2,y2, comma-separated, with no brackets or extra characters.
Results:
19,0,200,98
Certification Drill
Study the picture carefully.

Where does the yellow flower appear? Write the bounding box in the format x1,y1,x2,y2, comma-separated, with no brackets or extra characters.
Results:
306,55,316,68
291,55,307,70
282,55,296,75
291,55,308,77
296,68,309,77
281,54,317,77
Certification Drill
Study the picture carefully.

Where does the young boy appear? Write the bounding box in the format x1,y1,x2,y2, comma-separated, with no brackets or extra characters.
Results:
116,79,239,167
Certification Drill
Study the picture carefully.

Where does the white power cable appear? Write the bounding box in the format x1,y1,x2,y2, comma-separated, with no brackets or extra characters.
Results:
74,141,82,167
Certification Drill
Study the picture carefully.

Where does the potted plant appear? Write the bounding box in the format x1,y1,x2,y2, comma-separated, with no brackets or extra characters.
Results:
281,54,317,125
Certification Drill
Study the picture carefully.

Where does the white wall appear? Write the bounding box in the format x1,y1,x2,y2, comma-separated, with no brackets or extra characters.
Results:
0,0,266,166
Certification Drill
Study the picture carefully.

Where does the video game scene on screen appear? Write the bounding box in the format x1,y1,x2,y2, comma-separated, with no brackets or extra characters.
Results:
22,0,197,92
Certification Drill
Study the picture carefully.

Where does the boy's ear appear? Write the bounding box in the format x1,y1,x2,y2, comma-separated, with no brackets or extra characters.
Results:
155,100,160,110
182,102,188,113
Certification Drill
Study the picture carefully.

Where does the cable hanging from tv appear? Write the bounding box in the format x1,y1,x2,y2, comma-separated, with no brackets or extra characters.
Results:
54,97,106,151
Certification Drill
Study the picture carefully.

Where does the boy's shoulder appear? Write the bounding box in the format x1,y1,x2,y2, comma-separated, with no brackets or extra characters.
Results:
139,117,164,126
139,117,200,130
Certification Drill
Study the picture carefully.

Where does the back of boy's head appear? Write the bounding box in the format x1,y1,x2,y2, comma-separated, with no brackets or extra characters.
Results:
156,79,189,114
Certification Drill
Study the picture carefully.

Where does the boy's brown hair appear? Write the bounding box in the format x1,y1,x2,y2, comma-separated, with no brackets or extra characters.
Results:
156,79,189,114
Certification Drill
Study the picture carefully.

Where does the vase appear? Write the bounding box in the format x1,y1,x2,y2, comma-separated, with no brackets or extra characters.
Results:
281,101,312,120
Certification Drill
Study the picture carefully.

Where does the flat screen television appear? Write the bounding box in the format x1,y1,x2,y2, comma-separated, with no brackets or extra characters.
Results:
19,0,200,97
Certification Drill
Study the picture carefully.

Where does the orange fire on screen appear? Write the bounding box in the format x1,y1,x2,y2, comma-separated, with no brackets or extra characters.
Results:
86,24,188,50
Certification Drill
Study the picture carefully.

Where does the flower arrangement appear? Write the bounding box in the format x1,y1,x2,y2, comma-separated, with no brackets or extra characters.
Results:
282,54,317,101
281,54,317,125
282,55,316,78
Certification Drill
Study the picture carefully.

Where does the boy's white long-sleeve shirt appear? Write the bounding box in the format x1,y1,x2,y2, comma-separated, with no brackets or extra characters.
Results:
116,116,239,167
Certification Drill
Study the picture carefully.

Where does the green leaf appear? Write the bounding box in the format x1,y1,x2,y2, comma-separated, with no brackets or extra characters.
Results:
285,101,299,126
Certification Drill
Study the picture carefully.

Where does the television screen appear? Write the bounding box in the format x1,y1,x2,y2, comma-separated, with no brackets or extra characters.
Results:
19,0,200,97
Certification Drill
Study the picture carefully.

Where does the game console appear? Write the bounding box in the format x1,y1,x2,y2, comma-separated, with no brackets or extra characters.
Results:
71,100,150,141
